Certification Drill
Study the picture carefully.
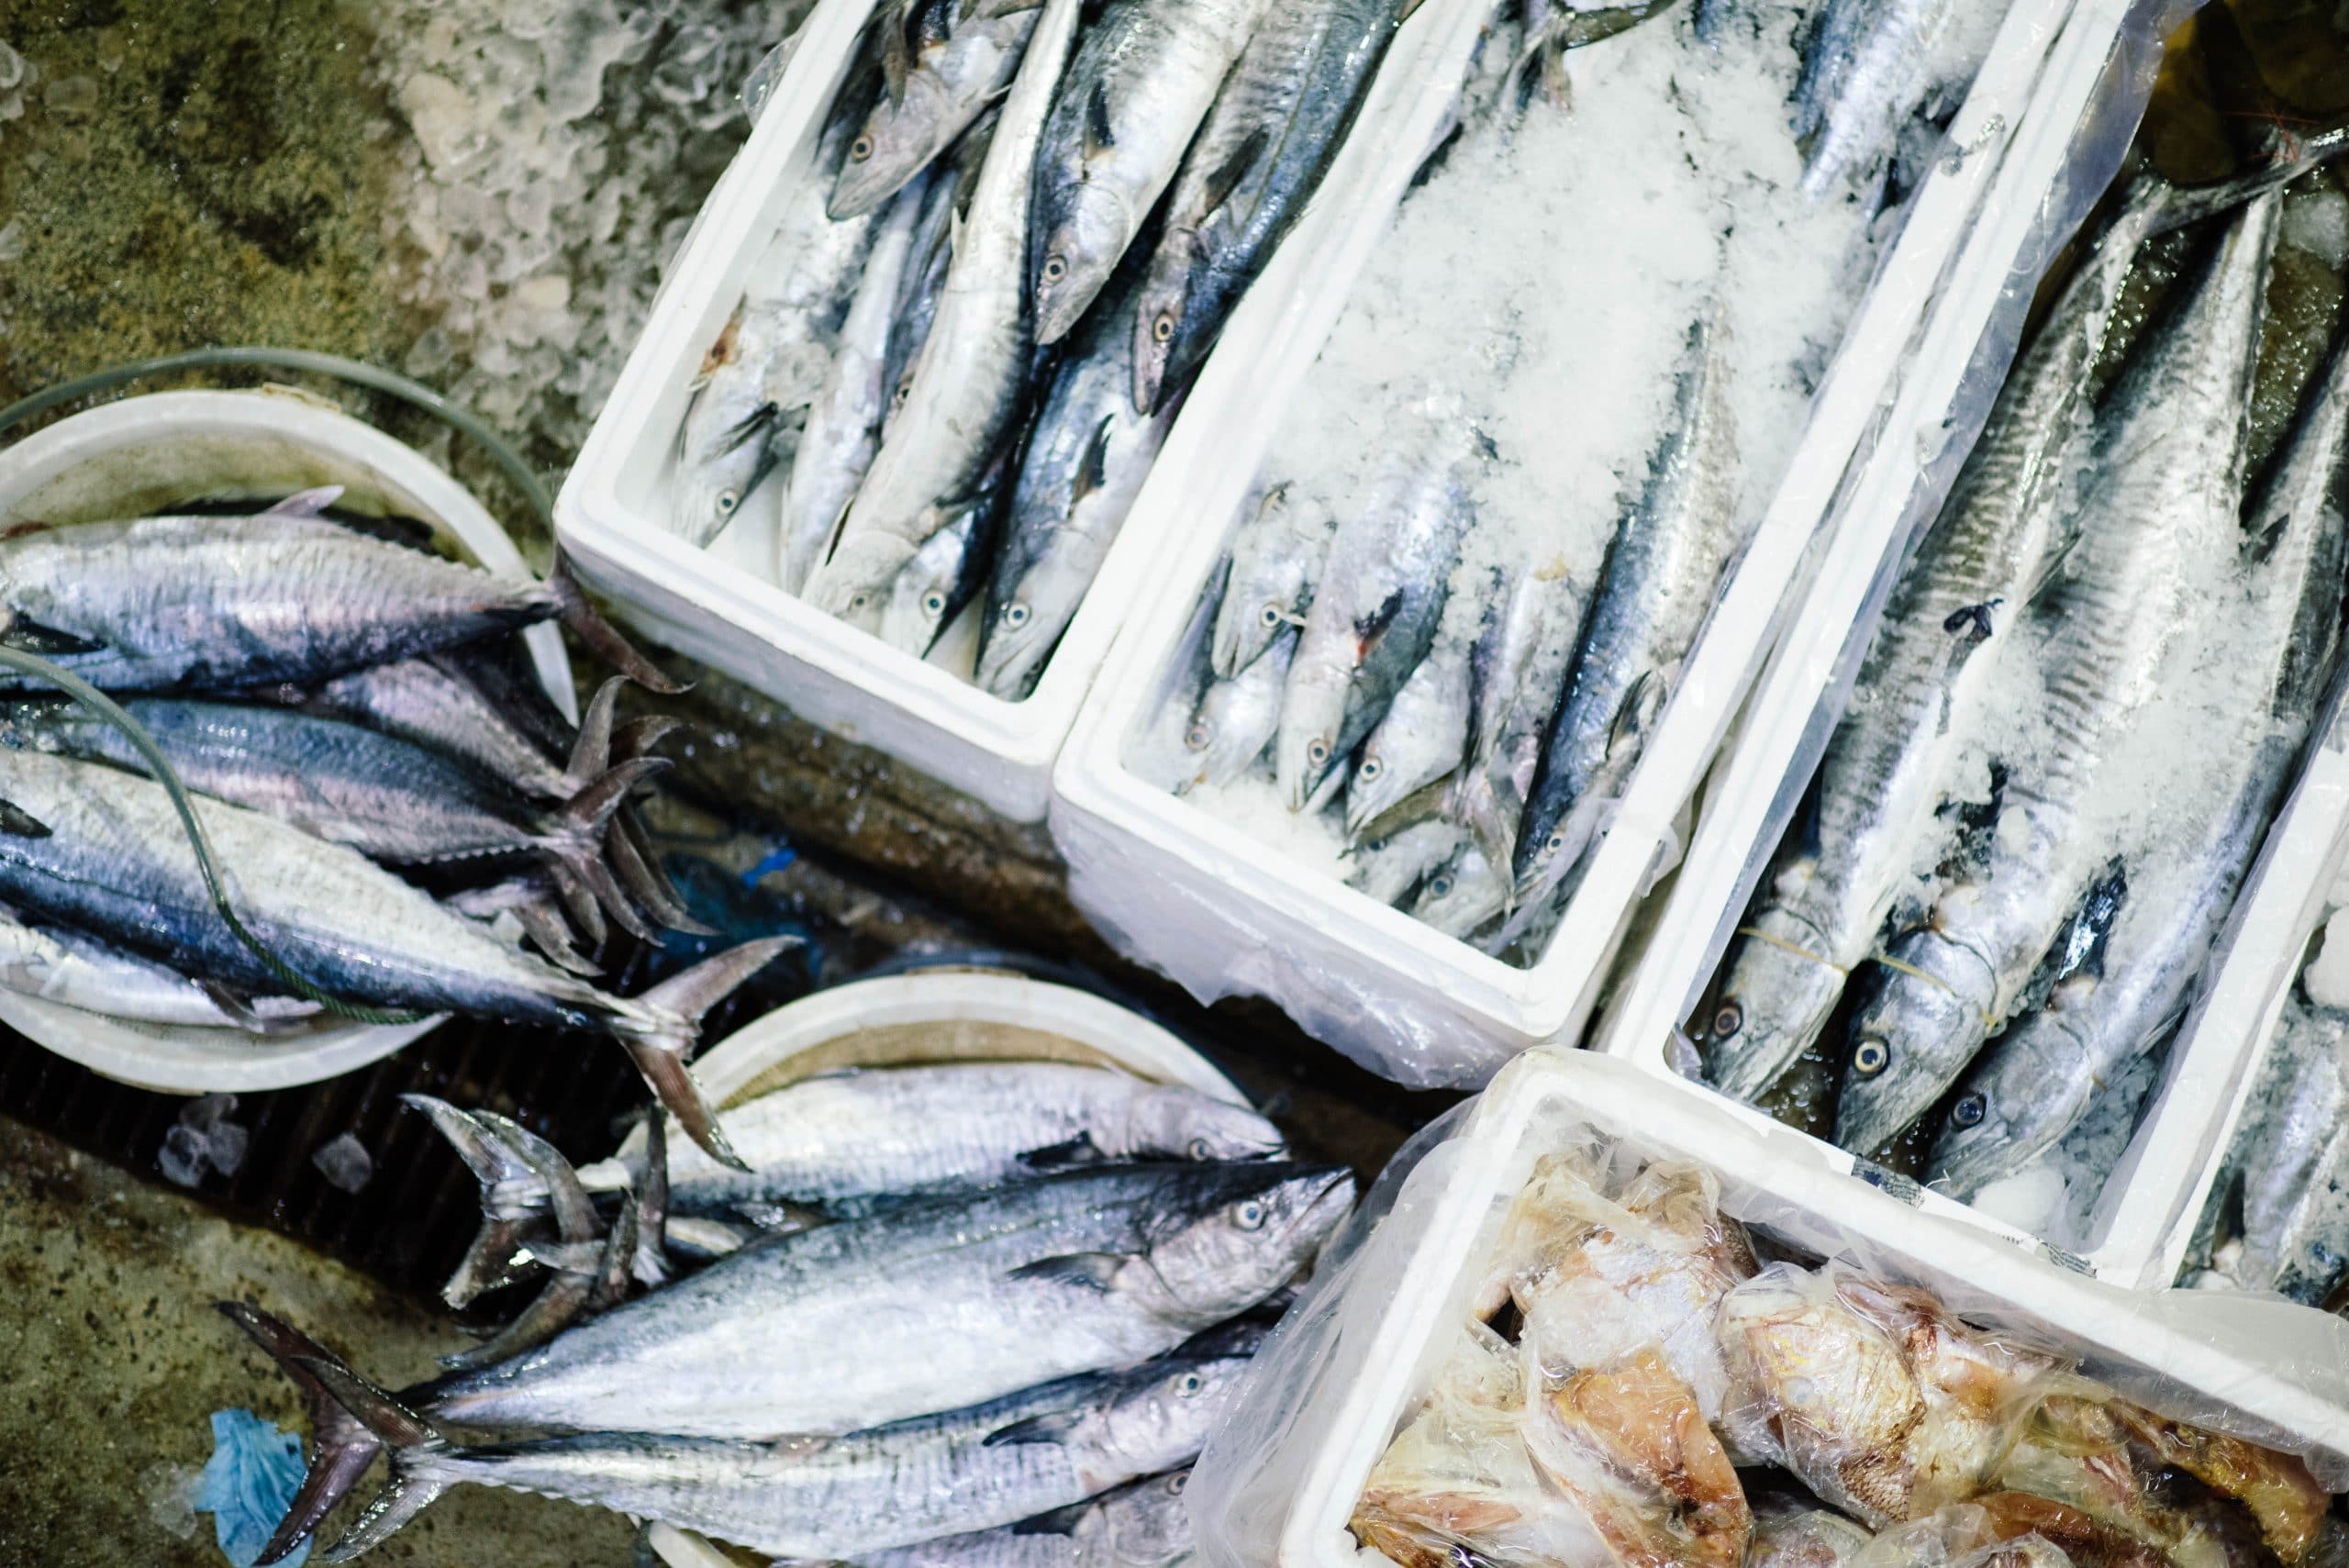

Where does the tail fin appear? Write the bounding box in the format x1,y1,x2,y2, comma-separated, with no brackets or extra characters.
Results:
288,1358,451,1564
545,861,610,949
402,1095,557,1308
438,1111,602,1373
630,1112,673,1287
612,714,685,763
540,757,673,944
547,552,687,695
608,811,718,936
616,938,798,1170
215,1302,386,1565
557,677,625,795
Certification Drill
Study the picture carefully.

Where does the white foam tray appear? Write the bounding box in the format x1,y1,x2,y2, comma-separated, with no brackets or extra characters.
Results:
556,0,1461,822
1260,1048,2349,1568
1591,0,2298,1287
1048,0,2071,1088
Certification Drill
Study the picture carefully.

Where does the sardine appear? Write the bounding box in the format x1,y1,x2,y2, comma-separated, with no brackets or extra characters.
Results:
830,1,1041,221
977,273,1177,698
1212,484,1330,680
1177,628,1297,793
1792,0,1958,200
1130,0,1405,412
1835,195,2282,1154
2233,1005,2349,1304
1926,317,2349,1197
1346,597,1477,840
1029,0,1275,346
0,912,315,1033
1513,314,1739,914
1451,556,1581,877
851,1470,1197,1568
1275,418,1476,809
807,0,1081,619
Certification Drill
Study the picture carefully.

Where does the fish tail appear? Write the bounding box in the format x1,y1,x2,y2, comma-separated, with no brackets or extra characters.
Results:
555,676,625,794
607,809,717,936
547,551,688,695
541,756,674,944
628,1111,673,1287
399,1095,551,1307
616,937,800,1171
511,893,605,977
214,1302,396,1564
286,1355,456,1564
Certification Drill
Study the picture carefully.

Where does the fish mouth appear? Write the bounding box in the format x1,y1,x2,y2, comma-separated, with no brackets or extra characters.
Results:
1287,1166,1358,1249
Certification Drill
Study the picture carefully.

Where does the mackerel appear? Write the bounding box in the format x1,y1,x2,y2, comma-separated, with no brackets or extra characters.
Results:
1346,599,1476,840
2235,1005,2349,1303
881,495,996,656
0,912,315,1033
302,652,578,801
1409,842,1506,940
1213,484,1330,680
1346,817,1464,906
1450,556,1580,878
1791,0,1957,200
885,111,1000,442
830,0,1040,221
1178,628,1296,794
851,1471,1197,1568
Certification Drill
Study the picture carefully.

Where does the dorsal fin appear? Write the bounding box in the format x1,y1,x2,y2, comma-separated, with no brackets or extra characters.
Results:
1073,415,1117,506
1201,128,1269,217
1084,81,1116,158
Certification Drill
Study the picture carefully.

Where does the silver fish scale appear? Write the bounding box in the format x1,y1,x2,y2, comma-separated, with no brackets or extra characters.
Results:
0,914,310,1030
1793,0,1956,198
852,1473,1196,1568
2240,1006,2349,1301
310,659,571,799
0,514,553,693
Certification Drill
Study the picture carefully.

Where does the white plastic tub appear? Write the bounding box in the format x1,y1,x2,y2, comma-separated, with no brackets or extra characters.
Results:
643,967,1253,1568
1048,0,2074,1089
1588,0,2288,1287
555,0,1463,822
1194,1048,2349,1568
0,389,575,1095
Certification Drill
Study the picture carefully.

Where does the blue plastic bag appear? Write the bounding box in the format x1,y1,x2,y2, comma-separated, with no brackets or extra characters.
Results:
191,1408,312,1568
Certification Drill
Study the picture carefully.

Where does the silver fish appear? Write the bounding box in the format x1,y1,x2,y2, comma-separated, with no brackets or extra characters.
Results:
1835,194,2282,1154
1514,313,1740,913
2235,1004,2349,1304
1029,0,1275,346
881,495,996,656
852,1471,1197,1568
1792,0,1959,200
413,1162,1350,1440
830,1,1041,221
885,110,1001,444
0,746,784,1162
1451,556,1581,879
283,1343,1250,1563
1927,314,2349,1196
302,651,579,802
978,276,1177,698
1212,484,1331,680
1346,597,1478,840
1409,843,1506,940
1177,628,1296,794
1275,418,1477,810
808,0,1081,619
1346,817,1465,906
0,913,314,1033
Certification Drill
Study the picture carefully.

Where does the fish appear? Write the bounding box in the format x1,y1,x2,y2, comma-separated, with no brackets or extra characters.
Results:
850,1470,1197,1568
1408,844,1507,941
1212,484,1331,680
674,301,820,548
884,110,1000,443
1748,1506,1874,1568
0,911,316,1033
0,490,667,696
1344,817,1464,906
807,0,1081,620
977,272,1177,698
0,746,785,1163
1513,313,1739,917
1926,319,2349,1197
783,171,932,594
2232,1005,2349,1305
273,1340,1252,1562
1450,556,1581,877
830,0,1041,221
1028,0,1275,348
1834,193,2282,1155
359,1162,1347,1440
299,650,584,802
1791,0,1959,200
1345,595,1477,840
880,490,1002,656
1275,416,1477,809
1177,628,1297,793
1129,0,1406,413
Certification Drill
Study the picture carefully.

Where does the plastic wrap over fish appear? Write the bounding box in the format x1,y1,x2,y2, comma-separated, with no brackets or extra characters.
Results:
1186,1050,2349,1568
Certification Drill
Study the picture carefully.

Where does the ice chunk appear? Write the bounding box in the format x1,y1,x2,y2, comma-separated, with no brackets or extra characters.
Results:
311,1131,373,1194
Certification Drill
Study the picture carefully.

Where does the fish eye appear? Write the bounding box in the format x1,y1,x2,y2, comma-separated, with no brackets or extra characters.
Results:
1307,740,1329,764
1167,1473,1187,1495
716,489,740,516
1711,1000,1743,1040
1258,603,1283,628
1004,603,1030,628
1950,1092,1987,1129
1186,1136,1213,1159
1175,1372,1204,1396
1184,723,1212,752
1430,875,1453,898
851,135,874,161
1042,255,1068,284
848,592,871,612
1233,1199,1266,1229
1152,313,1176,344
1852,1037,1891,1078
892,381,912,408
1544,830,1565,855
922,591,947,617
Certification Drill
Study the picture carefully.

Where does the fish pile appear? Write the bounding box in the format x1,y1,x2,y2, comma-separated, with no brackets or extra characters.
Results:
226,1059,1353,1564
1353,1145,2338,1568
1699,152,2349,1227
666,0,1422,698
1141,0,1994,960
0,488,784,1162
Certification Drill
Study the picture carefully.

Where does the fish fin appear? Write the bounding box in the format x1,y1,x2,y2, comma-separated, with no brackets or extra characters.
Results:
560,676,626,790
546,551,688,695
401,1095,546,1212
1200,128,1269,217
0,799,49,839
1008,1251,1128,1292
618,938,799,1170
545,861,611,948
1015,1499,1095,1536
215,1303,387,1566
0,614,105,656
473,1111,600,1240
1084,81,1116,159
1353,588,1406,655
629,1112,672,1287
513,896,605,977
1609,666,1671,760
540,757,674,944
436,1268,595,1371
592,1195,640,1309
1072,415,1117,506
515,1239,607,1273
443,1217,537,1309
984,1411,1084,1447
609,811,718,936
261,486,346,520
288,1357,454,1566
612,713,685,764
881,12,912,105
1020,1132,1107,1170
195,981,271,1034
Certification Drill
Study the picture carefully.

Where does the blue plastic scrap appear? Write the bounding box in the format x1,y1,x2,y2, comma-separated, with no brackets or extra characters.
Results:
192,1408,313,1568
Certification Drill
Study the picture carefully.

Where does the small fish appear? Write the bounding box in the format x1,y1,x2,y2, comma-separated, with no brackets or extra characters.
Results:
1792,0,1959,200
674,302,817,548
1345,817,1464,906
1408,843,1506,940
1029,0,1276,346
1451,557,1581,877
830,1,1041,220
2232,1005,2349,1305
1346,596,1477,840
850,1470,1197,1568
0,912,315,1033
1178,629,1297,793
1212,484,1331,680
880,492,999,656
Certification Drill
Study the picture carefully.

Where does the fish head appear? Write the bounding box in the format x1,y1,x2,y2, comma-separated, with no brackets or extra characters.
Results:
1274,658,1350,812
1131,242,1196,415
879,517,979,657
829,79,949,221
1836,929,1993,1156
1033,183,1134,347
1213,586,1298,686
1074,1351,1255,1485
807,529,923,628
1410,850,1505,941
1925,1018,2094,1201
1100,1471,1196,1568
975,533,1100,700
1183,673,1273,789
1704,917,1846,1105
1137,1162,1355,1322
674,386,782,547
1118,1086,1286,1163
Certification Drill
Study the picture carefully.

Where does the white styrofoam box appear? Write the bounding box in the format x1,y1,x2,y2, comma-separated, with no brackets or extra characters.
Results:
1589,0,2292,1288
1049,0,2075,1089
1242,1048,2349,1568
0,389,575,1093
557,0,1463,822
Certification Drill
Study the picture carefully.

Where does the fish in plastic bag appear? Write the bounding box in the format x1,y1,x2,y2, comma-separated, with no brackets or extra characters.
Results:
192,1407,312,1568
1749,1499,1875,1568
